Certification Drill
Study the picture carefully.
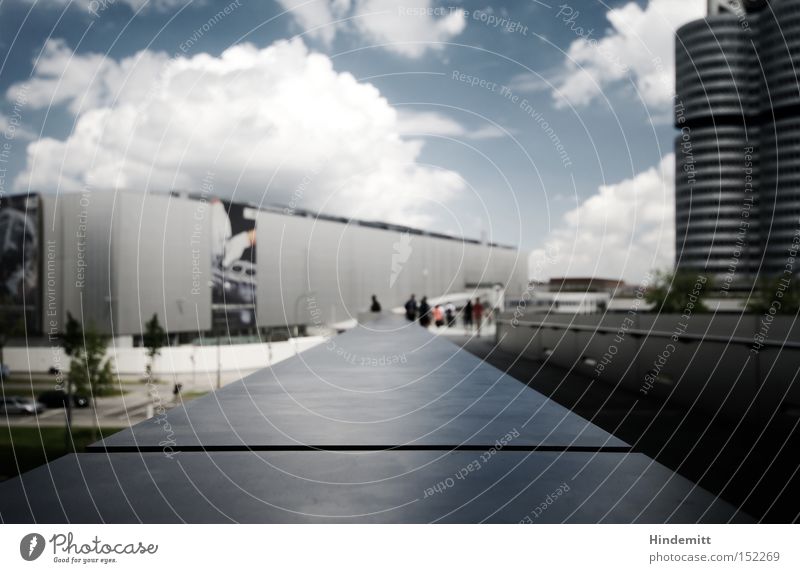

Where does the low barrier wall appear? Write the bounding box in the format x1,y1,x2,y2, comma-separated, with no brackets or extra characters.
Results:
496,311,800,422
2,337,327,378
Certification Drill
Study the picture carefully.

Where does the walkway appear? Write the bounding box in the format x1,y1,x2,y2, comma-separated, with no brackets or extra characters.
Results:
0,315,747,523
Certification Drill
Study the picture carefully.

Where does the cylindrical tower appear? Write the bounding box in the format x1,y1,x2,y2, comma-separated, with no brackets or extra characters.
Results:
674,14,760,286
675,125,760,277
759,0,800,274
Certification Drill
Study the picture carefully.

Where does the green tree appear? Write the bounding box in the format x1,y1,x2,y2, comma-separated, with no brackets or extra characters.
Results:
747,277,800,313
55,312,84,444
65,320,114,441
61,312,83,358
142,313,166,379
67,324,114,398
0,295,26,377
645,269,711,314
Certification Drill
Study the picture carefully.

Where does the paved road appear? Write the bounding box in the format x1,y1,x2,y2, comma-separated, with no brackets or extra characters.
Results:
3,382,173,428
1,369,260,428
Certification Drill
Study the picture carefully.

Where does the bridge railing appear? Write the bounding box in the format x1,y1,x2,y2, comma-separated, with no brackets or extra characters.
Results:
495,310,800,422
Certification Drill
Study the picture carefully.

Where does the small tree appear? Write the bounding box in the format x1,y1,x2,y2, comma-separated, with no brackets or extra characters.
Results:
142,313,166,379
645,269,711,313
0,295,26,378
61,312,83,358
66,320,114,441
747,277,800,314
67,324,113,398
56,312,84,444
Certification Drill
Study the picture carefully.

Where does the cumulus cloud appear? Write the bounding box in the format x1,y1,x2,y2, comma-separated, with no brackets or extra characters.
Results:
35,0,465,57
7,39,170,116
0,115,9,139
275,0,351,46
547,0,704,109
10,38,465,227
396,110,506,140
351,0,466,58
278,0,466,58
529,153,675,283
0,115,34,142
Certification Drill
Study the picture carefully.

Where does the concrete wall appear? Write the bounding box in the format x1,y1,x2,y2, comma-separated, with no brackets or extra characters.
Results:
113,191,212,336
3,337,326,381
41,191,116,334
30,191,526,336
254,211,526,327
496,310,800,422
40,191,213,336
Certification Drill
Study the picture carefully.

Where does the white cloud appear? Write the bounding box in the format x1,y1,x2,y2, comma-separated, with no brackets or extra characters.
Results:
548,0,704,109
10,38,465,227
7,39,170,116
352,0,466,58
507,74,550,95
275,0,350,46
278,0,466,58
469,124,508,140
35,0,465,58
0,112,35,141
396,110,507,140
529,153,675,283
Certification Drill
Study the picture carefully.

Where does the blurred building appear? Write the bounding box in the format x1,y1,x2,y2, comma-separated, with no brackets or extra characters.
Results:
0,190,527,343
674,0,800,287
506,277,625,315
545,277,626,293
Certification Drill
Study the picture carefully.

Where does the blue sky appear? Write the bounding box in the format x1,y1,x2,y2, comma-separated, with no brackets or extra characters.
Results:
0,0,707,281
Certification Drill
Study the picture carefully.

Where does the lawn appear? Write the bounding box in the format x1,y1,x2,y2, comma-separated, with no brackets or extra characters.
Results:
179,390,210,402
0,426,123,482
1,378,130,397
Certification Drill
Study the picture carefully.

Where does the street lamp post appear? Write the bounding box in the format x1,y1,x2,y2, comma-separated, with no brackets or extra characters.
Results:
216,333,221,390
65,373,72,450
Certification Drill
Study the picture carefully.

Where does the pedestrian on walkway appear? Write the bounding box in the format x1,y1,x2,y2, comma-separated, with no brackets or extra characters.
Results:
473,298,485,337
405,294,418,321
433,305,444,328
445,303,456,327
419,296,431,327
463,300,473,331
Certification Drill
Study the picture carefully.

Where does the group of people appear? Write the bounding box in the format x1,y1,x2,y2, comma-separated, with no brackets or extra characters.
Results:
403,294,488,336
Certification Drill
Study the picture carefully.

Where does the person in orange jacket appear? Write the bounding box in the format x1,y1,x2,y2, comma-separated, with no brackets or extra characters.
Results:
433,305,444,327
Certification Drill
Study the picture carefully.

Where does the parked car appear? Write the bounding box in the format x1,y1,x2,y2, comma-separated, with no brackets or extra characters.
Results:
0,396,44,415
37,390,90,409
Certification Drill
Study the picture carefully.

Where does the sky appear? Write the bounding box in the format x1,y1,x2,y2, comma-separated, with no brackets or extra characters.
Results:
0,0,707,282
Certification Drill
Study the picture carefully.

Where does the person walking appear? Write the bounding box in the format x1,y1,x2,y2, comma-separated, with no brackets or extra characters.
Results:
473,298,485,337
445,303,455,327
433,305,444,328
463,299,473,331
419,296,431,327
172,383,183,404
370,295,382,313
404,294,418,321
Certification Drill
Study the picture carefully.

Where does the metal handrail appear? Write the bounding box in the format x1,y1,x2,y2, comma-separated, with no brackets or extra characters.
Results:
496,317,800,351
